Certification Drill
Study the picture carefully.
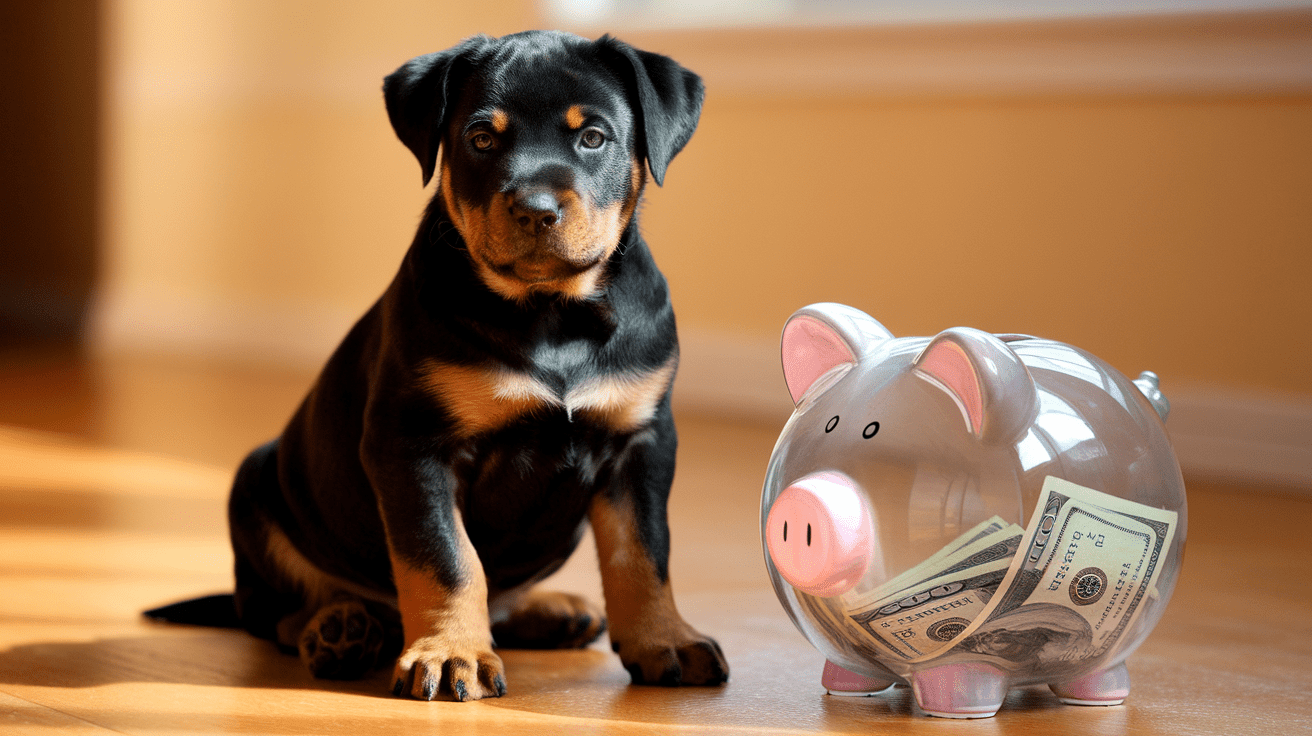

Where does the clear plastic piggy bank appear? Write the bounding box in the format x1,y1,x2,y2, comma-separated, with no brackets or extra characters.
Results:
761,303,1187,718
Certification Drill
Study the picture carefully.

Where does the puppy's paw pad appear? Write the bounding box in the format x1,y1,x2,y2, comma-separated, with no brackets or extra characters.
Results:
299,600,387,680
492,590,607,650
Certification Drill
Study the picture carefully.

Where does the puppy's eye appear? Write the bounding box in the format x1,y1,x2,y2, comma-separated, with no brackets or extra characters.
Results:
470,132,496,151
580,129,605,149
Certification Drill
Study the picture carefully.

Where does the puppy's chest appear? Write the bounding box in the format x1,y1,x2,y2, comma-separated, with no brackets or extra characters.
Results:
420,339,675,438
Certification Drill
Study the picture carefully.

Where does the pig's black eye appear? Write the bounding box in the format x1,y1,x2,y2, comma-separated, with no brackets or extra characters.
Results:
825,416,839,433
863,421,880,439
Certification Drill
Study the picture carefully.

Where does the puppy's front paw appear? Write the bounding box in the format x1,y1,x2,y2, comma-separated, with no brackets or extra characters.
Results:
391,636,506,701
613,626,729,687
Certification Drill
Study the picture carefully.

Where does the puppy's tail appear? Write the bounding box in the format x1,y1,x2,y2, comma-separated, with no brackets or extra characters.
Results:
143,593,241,628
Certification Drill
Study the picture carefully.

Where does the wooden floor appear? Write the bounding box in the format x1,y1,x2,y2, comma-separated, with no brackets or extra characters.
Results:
1,347,1309,735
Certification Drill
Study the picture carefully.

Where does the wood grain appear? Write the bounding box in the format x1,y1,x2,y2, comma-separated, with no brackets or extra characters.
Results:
0,352,1308,734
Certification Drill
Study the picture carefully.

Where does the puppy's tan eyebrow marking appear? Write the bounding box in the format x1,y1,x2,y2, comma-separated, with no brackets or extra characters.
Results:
490,109,509,133
565,105,587,130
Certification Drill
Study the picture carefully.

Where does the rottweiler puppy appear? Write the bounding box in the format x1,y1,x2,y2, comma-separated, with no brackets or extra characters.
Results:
222,31,727,701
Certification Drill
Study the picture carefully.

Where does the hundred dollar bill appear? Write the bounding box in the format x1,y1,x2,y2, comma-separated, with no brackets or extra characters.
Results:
842,529,1025,660
903,476,1178,666
789,517,1023,662
854,516,1011,606
950,517,1014,554
873,518,1024,602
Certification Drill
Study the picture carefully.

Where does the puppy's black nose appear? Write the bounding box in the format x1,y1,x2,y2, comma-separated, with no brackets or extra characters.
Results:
509,189,562,235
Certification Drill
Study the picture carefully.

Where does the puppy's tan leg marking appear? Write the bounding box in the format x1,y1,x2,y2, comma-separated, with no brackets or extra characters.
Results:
590,495,729,686
389,509,506,701
490,587,607,649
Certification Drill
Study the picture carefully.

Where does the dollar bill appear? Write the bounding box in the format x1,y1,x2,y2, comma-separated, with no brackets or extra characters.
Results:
800,519,1018,662
902,476,1178,666
852,516,1011,606
843,529,1024,660
876,518,1024,601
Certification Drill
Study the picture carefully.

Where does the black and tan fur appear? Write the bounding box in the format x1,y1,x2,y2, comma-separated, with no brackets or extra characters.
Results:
149,31,728,701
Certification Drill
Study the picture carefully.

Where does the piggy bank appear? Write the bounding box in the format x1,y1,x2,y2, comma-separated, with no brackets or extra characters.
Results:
761,303,1187,718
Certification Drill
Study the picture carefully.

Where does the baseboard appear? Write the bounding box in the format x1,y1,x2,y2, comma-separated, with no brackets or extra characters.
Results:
90,292,1312,492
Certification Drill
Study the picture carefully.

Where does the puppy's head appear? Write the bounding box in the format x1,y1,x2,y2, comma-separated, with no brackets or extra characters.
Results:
384,32,704,300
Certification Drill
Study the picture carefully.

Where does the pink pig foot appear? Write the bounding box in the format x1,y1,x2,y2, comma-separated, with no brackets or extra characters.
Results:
821,660,896,697
910,662,1008,719
1050,662,1130,706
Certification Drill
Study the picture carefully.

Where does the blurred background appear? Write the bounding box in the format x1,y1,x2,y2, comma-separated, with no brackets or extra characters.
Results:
1,0,1310,489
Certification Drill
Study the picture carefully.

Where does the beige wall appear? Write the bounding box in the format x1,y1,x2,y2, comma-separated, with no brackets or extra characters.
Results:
650,92,1312,394
97,2,1312,402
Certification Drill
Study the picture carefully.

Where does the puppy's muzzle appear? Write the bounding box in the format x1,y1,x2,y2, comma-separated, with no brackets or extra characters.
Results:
492,188,598,283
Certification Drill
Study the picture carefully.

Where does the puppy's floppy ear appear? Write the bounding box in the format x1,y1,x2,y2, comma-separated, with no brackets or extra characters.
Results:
383,35,492,186
595,35,704,187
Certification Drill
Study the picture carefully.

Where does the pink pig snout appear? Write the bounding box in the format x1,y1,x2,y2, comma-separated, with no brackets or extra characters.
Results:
766,472,873,597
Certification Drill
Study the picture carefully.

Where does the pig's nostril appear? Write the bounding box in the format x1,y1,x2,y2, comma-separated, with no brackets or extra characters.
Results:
807,524,812,546
783,521,788,542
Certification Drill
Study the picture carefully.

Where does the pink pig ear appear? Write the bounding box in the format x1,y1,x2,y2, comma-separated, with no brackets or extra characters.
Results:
913,328,1037,443
781,303,893,404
